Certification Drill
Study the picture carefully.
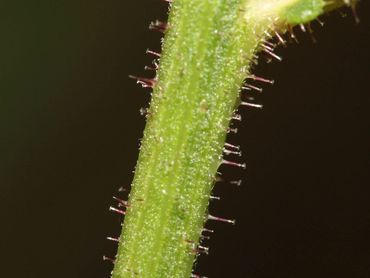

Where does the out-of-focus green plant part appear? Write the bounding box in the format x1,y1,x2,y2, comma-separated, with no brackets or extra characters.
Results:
111,1,356,277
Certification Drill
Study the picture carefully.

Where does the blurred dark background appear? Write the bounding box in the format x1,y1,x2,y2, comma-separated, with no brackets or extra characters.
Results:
0,1,369,277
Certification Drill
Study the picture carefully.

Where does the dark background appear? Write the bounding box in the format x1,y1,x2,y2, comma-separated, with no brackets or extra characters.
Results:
0,1,369,277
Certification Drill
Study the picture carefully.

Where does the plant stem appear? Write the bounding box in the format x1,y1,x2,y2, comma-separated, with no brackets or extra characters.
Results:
111,1,351,277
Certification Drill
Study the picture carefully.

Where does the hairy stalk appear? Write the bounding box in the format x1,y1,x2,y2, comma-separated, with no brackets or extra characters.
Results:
111,1,354,277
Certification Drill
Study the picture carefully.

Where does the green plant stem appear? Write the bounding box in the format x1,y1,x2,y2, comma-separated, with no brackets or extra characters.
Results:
112,1,351,277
